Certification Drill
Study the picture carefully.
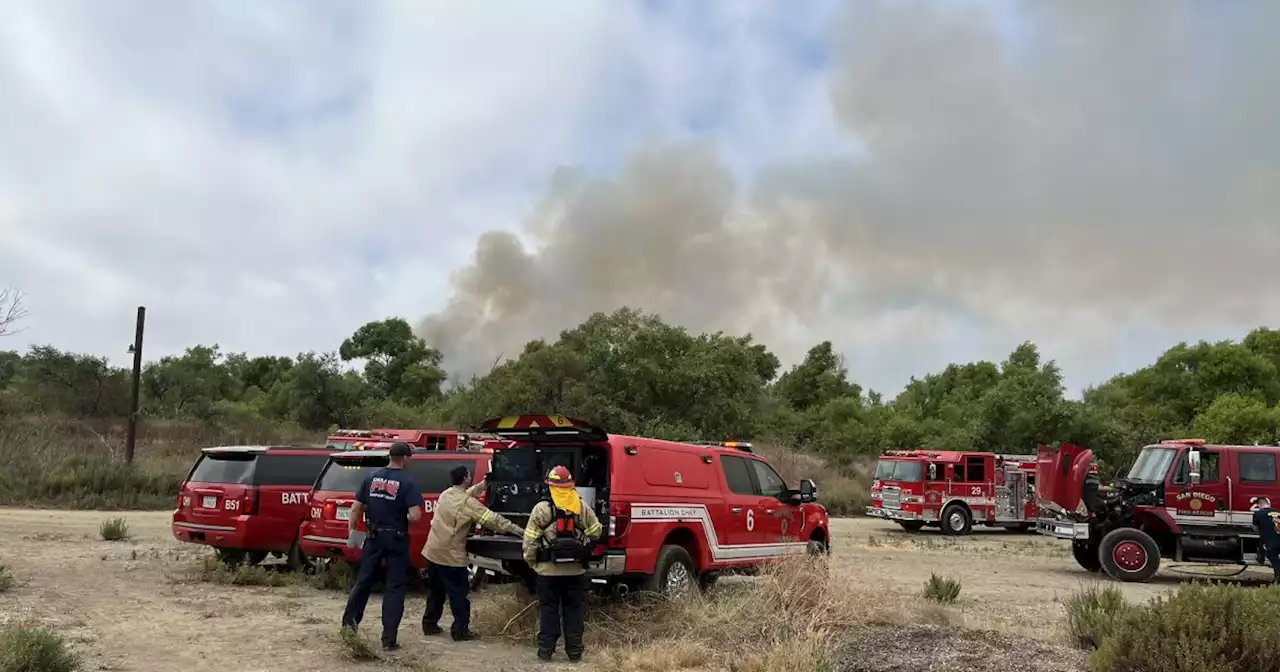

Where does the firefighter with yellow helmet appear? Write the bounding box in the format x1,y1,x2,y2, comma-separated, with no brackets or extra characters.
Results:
522,465,602,663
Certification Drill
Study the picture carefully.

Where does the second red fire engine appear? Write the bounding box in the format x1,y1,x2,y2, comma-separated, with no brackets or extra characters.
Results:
869,449,1040,535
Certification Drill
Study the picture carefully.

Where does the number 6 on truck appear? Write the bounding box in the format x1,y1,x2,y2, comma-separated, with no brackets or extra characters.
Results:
746,508,755,531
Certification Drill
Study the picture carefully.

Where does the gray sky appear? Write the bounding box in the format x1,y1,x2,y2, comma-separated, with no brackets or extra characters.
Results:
3,1,1278,398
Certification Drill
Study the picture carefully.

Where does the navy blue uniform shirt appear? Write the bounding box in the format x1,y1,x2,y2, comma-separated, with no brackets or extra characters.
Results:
356,466,424,531
1253,507,1280,548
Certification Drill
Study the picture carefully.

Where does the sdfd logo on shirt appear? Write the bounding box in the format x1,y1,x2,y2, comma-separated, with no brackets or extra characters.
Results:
370,476,401,500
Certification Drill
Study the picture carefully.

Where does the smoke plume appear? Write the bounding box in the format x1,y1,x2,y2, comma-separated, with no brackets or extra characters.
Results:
419,1,1280,389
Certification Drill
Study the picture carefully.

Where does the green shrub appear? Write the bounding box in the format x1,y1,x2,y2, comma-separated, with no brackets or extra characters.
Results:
98,517,129,541
194,556,298,587
0,565,13,592
0,625,80,672
922,573,961,604
1090,583,1280,672
817,474,870,516
1064,584,1130,650
338,626,379,661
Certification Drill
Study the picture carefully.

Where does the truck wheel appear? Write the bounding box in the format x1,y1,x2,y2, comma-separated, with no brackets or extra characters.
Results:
1071,541,1102,572
898,521,926,532
215,548,247,566
1099,528,1160,582
940,504,972,536
643,545,698,596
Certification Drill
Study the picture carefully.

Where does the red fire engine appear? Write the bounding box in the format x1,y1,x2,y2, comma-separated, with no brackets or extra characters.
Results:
868,450,1040,535
325,428,508,452
1036,438,1280,582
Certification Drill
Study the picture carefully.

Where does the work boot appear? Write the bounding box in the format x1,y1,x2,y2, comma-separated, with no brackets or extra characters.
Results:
422,624,442,636
537,650,553,662
382,641,400,651
452,631,480,642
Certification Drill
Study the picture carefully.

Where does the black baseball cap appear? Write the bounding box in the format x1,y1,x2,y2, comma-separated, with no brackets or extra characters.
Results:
389,442,412,457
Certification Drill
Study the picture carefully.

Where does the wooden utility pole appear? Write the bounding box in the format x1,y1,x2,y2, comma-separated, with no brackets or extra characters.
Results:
125,306,146,465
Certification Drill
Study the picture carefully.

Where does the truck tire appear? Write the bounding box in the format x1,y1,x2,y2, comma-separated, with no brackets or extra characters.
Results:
898,521,926,532
467,564,487,591
940,504,972,536
1098,528,1160,583
1071,541,1102,572
643,545,698,596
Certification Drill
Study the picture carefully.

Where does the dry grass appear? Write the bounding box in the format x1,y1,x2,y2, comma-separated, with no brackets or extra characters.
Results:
0,565,13,593
472,556,957,671
337,626,379,661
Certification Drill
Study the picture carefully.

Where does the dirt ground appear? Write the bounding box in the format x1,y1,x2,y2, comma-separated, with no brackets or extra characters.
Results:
1,511,1272,672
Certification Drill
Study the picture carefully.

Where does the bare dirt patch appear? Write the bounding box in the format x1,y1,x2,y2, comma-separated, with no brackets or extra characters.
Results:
1,511,1263,671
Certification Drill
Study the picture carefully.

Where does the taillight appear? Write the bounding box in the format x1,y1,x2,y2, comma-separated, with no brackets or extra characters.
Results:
323,501,337,520
606,502,630,547
243,487,259,515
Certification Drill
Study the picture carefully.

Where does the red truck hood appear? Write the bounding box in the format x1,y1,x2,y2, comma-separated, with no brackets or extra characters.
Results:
1036,443,1093,514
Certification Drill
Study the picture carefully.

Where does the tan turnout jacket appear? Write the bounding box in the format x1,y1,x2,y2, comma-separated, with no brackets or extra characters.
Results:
423,482,523,567
522,500,603,576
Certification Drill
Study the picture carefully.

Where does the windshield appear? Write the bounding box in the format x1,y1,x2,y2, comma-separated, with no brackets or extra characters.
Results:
317,461,379,493
189,454,256,484
1126,447,1177,483
326,440,356,451
874,459,924,482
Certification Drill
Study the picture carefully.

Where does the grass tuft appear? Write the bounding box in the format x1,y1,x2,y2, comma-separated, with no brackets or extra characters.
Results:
0,565,13,593
922,573,962,604
338,626,379,661
0,625,80,672
98,517,129,541
1063,584,1129,650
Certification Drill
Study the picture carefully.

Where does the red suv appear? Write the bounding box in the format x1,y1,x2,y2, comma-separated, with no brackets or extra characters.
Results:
171,445,336,567
299,447,494,586
465,415,831,595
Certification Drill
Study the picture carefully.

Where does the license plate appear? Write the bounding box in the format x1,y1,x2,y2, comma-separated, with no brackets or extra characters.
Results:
202,496,218,509
336,507,351,521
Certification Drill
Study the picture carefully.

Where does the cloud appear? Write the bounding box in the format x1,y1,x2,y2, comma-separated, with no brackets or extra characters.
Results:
418,0,1280,395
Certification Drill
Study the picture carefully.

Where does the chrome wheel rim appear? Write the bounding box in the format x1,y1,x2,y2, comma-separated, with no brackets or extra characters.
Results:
665,562,692,594
948,512,965,532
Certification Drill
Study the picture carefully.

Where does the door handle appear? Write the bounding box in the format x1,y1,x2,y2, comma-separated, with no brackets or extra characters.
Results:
731,507,743,514
765,509,775,514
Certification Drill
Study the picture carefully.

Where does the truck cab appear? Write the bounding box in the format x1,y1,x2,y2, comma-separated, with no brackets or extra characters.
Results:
1035,439,1280,582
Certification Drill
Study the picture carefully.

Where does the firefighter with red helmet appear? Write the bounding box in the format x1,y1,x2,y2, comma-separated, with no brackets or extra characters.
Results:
522,465,603,663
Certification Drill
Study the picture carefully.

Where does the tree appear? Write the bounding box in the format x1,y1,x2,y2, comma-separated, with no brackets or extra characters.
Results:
265,352,371,429
142,345,238,420
16,345,130,417
339,318,447,404
0,287,27,336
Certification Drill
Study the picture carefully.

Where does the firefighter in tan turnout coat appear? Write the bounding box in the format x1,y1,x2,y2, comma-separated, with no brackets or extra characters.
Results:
523,465,603,663
421,465,523,641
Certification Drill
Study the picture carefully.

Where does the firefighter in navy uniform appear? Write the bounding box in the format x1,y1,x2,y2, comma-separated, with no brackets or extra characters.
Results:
523,466,602,663
341,442,424,650
1251,496,1280,584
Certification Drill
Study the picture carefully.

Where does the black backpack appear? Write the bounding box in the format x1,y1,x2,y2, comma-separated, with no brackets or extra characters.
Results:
535,502,589,566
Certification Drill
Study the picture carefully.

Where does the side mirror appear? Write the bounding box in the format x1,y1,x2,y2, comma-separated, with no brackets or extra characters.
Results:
1188,449,1201,485
798,479,817,503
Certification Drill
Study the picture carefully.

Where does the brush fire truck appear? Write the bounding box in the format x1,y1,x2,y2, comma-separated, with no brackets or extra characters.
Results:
868,450,1040,535
1035,439,1280,582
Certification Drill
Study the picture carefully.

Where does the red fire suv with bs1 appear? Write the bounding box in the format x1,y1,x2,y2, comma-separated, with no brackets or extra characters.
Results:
868,449,1039,535
172,445,338,568
1036,438,1280,582
298,446,494,588
464,414,831,595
